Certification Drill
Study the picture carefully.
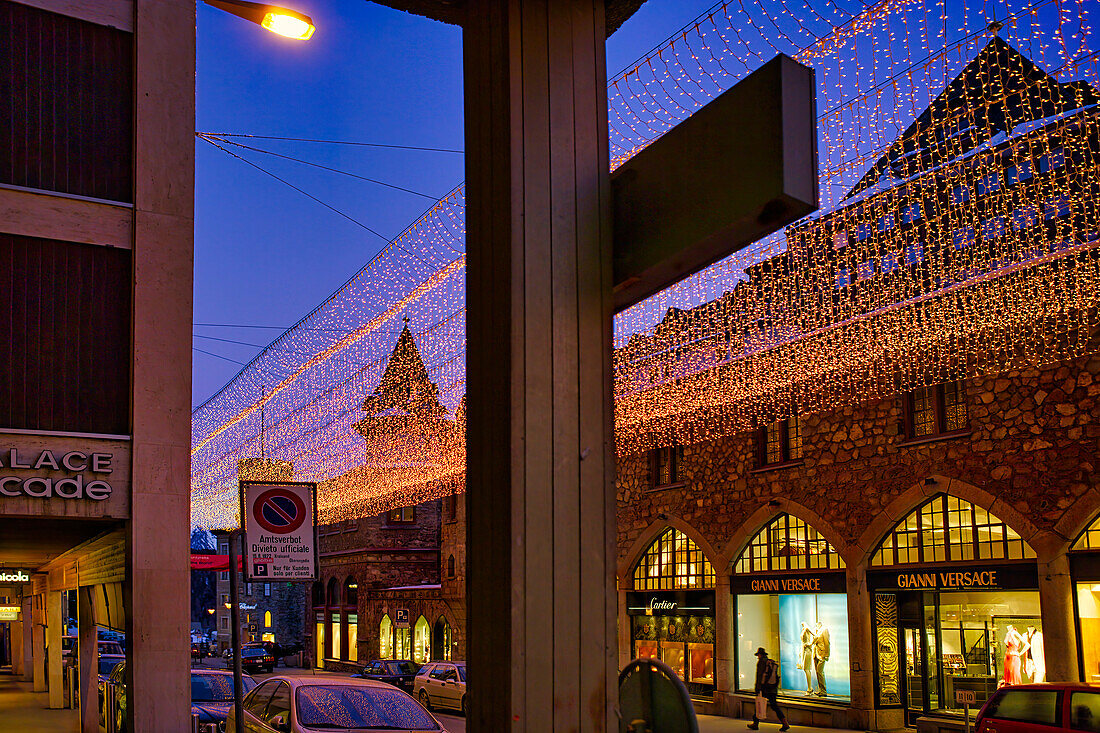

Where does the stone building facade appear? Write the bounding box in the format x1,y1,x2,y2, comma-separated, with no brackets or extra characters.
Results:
307,493,467,673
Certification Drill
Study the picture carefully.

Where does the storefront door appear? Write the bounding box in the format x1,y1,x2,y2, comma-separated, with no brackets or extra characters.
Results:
903,624,926,726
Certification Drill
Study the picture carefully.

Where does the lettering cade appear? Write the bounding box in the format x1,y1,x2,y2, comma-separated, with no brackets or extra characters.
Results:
0,448,114,501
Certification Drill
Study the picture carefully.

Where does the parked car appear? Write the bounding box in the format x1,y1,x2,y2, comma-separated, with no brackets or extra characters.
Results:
97,654,126,683
226,675,444,732
190,668,257,733
191,643,205,659
353,660,420,692
101,659,128,733
977,683,1100,733
240,646,276,674
413,661,466,715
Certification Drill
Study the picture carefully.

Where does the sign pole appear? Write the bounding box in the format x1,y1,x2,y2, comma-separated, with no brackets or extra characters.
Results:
229,529,244,733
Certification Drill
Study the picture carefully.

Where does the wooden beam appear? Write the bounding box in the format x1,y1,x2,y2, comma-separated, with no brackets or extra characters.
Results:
0,187,133,249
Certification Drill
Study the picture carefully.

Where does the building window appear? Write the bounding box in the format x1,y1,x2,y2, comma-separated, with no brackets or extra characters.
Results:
379,615,393,659
632,527,715,591
905,380,969,439
263,583,271,597
734,513,845,573
444,493,457,521
387,507,415,524
221,594,229,606
759,416,802,467
219,542,228,554
219,572,228,582
1073,516,1100,551
414,616,430,665
447,555,456,579
344,578,358,608
264,611,272,628
871,494,1035,566
220,617,228,630
245,583,253,596
348,614,358,663
650,445,684,488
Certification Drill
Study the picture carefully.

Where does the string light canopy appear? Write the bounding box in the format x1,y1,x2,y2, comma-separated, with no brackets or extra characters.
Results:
192,0,1100,530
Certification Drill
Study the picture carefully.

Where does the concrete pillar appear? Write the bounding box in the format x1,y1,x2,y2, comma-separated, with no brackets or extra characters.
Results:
78,587,97,733
46,589,62,709
11,618,22,677
32,594,45,692
124,0,195,730
20,595,32,682
464,0,616,728
845,563,874,730
1039,553,1080,682
715,574,734,716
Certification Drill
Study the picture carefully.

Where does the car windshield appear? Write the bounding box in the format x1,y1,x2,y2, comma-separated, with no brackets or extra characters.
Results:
387,662,418,675
191,673,256,702
98,658,123,675
296,685,440,730
456,665,466,682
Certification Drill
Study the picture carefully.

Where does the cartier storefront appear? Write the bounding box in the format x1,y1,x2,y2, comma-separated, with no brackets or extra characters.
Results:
627,589,717,698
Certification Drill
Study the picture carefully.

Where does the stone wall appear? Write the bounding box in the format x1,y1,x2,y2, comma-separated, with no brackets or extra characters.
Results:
617,352,1100,566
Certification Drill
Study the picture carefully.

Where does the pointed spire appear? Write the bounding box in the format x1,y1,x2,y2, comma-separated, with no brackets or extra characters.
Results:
358,321,445,419
846,37,1099,198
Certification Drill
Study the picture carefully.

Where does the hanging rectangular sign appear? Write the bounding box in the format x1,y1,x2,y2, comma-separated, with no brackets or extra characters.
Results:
240,481,318,582
0,605,20,621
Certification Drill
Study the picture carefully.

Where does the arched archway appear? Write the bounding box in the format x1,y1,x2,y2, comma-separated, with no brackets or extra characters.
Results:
413,615,430,664
729,513,850,703
625,526,717,699
432,615,452,660
865,493,1042,724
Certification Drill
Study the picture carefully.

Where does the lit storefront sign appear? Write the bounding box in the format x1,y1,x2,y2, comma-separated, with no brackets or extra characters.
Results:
0,570,30,584
0,606,20,621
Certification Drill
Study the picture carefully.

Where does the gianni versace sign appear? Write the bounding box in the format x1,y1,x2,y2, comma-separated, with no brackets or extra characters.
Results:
730,570,847,595
0,447,115,501
868,563,1038,592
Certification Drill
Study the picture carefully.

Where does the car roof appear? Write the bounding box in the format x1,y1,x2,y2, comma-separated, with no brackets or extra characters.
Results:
259,675,398,690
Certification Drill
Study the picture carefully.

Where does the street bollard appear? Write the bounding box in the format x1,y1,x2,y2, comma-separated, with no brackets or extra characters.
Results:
192,712,201,732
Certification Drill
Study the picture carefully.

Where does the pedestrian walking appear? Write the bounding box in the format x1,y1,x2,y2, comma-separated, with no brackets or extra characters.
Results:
748,647,789,731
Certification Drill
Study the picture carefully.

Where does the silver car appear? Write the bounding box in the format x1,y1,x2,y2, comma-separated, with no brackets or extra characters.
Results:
226,675,445,732
413,662,466,716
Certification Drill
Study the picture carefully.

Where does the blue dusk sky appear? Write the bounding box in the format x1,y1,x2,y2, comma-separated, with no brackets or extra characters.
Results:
193,0,719,407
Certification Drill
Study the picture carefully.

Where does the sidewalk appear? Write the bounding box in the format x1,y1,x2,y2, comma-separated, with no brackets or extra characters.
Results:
0,675,79,733
698,714,865,733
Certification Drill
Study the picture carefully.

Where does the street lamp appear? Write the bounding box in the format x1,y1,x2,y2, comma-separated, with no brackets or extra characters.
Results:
204,0,316,40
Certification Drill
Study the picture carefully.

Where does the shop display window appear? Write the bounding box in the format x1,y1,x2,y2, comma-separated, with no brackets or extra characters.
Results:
883,590,1043,717
631,614,715,698
633,528,715,591
1078,583,1100,684
736,593,851,701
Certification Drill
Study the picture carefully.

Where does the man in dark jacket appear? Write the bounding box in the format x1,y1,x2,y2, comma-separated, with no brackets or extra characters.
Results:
749,647,789,731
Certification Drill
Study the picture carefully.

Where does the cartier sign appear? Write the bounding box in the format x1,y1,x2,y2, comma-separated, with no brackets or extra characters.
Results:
0,448,114,501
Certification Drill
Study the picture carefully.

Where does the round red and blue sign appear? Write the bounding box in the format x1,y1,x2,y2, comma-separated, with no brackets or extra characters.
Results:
252,487,307,534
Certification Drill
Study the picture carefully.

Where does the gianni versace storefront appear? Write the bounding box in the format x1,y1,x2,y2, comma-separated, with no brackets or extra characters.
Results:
731,514,852,704
868,495,1042,727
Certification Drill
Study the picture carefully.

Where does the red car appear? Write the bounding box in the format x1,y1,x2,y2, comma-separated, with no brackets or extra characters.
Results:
976,683,1100,733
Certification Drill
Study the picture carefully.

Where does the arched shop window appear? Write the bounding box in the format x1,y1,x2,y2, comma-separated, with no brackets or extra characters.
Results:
868,494,1040,724
871,494,1035,566
731,513,850,704
413,616,431,664
632,528,715,590
379,615,393,659
312,583,325,670
628,527,716,700
1070,514,1100,683
734,513,845,573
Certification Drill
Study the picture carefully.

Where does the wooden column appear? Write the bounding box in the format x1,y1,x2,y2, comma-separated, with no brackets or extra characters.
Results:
78,587,98,733
126,0,195,730
464,0,616,729
30,595,43,690
46,589,62,709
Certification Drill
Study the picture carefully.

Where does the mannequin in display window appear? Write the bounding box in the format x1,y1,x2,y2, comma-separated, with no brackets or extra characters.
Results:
1001,625,1029,687
1025,626,1046,683
798,622,814,693
812,620,831,697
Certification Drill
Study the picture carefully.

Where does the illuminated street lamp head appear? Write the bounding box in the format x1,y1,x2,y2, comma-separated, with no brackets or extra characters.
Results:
204,0,315,40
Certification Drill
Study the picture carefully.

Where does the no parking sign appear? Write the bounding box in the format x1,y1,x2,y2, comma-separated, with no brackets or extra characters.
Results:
241,481,318,582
